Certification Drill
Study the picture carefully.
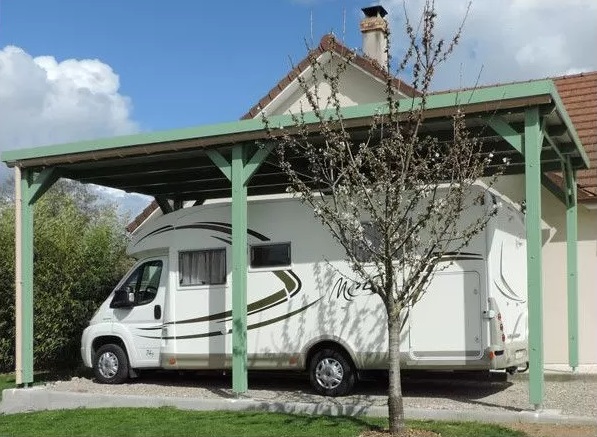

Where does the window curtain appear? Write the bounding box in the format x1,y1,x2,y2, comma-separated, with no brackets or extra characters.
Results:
180,249,225,285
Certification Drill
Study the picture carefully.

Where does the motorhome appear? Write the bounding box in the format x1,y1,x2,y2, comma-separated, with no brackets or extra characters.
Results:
81,184,529,396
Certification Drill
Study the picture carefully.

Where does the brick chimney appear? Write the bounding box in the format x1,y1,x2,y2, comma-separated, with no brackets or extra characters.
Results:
360,5,388,68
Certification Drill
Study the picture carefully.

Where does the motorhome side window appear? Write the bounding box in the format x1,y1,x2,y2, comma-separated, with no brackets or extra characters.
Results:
120,260,163,306
250,243,291,268
179,249,226,286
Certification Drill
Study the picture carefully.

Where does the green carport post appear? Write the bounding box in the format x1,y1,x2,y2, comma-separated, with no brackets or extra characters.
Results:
14,166,59,386
207,143,273,394
524,107,544,409
564,157,579,371
230,145,249,393
15,166,34,387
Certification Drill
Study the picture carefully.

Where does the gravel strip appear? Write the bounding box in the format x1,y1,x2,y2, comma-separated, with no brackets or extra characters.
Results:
46,371,597,419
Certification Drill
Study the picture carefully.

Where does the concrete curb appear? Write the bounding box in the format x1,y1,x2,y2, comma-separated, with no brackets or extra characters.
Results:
2,387,596,426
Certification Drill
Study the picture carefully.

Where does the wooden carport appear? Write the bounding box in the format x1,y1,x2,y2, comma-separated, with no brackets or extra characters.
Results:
1,79,589,409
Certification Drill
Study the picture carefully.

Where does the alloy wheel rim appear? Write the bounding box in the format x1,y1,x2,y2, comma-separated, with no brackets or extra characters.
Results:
98,351,119,379
315,357,344,389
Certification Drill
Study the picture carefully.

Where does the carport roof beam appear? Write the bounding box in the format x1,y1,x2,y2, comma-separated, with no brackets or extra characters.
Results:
1,80,589,172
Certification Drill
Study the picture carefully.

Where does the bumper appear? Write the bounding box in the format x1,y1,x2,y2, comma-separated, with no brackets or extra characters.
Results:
81,327,93,368
491,340,528,369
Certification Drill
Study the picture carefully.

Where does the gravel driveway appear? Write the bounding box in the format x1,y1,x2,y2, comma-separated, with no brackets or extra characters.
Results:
46,370,597,419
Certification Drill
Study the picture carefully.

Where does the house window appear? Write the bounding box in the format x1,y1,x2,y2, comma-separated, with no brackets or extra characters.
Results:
250,243,291,268
179,249,226,286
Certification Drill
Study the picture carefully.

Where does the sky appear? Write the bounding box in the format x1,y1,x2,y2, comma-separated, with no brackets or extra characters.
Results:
0,0,596,218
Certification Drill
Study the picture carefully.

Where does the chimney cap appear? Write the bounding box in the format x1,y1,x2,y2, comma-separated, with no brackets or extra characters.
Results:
361,5,388,18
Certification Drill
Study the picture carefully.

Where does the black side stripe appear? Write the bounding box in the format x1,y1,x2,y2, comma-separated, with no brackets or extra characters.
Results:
247,298,321,331
150,299,321,340
137,326,163,331
166,288,289,326
439,251,483,258
441,256,484,261
140,330,222,341
201,221,270,241
136,221,270,247
211,236,232,245
177,223,232,235
286,269,303,298
136,225,174,245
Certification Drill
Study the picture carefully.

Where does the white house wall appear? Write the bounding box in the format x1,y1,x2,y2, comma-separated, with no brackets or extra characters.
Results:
494,175,597,365
266,57,390,116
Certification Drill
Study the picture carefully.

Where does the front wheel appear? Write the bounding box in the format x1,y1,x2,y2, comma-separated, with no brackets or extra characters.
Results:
309,348,355,396
94,344,129,384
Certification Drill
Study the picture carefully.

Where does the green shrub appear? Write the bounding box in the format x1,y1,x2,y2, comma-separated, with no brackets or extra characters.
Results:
0,180,133,372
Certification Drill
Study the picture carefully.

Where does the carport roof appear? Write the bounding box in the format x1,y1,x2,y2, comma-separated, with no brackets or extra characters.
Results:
1,79,589,202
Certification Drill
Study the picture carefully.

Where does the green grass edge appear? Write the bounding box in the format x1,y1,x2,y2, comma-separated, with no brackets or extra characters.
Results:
0,407,526,437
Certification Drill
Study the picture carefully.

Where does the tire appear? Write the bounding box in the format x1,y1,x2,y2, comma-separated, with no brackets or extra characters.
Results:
94,344,129,384
309,348,356,396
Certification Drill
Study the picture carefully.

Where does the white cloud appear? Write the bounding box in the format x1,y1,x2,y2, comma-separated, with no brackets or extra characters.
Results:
92,185,147,200
382,0,597,89
92,185,152,220
0,46,137,151
0,46,148,215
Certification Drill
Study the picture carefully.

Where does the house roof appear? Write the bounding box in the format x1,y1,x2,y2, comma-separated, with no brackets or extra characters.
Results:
553,72,597,196
240,34,419,120
433,71,597,200
127,199,159,233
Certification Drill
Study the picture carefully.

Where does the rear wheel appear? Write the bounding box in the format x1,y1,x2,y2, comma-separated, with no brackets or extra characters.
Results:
309,348,355,396
94,344,129,384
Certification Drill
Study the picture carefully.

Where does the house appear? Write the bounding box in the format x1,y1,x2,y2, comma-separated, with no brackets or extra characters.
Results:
126,6,597,367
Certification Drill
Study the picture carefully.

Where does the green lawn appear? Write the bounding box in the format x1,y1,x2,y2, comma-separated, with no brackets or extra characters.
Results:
0,408,525,437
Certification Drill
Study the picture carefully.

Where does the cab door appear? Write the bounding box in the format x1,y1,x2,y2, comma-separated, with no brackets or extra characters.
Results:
112,257,167,367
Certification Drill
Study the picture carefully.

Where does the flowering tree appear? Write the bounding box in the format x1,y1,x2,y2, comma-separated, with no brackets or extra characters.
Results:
263,2,502,435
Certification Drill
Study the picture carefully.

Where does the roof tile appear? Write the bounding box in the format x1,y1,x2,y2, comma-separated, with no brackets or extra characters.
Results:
553,73,597,197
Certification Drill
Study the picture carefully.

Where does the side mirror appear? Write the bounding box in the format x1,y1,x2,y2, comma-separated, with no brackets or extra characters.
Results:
110,288,135,308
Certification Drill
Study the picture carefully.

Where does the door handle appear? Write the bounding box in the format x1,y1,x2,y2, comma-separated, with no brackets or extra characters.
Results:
154,305,162,320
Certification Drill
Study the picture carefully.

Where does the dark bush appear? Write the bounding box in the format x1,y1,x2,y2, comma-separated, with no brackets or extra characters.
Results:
0,180,132,372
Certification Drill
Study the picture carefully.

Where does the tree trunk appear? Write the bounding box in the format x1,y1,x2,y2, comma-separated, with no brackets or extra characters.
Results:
387,315,405,436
